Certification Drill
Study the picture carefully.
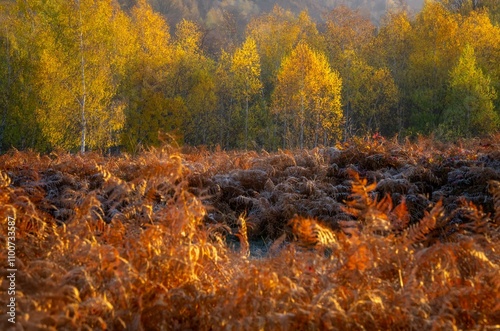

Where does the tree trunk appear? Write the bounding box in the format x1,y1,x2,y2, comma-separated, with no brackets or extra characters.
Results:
245,94,248,150
283,116,287,150
300,94,304,149
77,0,87,153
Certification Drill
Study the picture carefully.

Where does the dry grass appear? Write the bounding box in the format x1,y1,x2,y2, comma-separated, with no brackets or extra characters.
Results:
1,135,500,330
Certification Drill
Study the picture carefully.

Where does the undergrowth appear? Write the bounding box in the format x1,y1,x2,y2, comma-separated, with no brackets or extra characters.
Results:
1,136,500,330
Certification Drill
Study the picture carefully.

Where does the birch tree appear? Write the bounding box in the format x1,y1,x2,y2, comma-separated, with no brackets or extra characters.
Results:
231,37,262,149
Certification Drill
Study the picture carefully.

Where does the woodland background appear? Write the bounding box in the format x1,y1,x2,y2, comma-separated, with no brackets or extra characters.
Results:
0,0,499,153
1,2,500,330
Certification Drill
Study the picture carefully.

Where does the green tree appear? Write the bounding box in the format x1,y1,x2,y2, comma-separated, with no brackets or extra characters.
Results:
442,44,498,137
372,11,413,135
480,0,500,24
337,50,399,137
460,10,500,112
407,1,461,133
214,50,236,148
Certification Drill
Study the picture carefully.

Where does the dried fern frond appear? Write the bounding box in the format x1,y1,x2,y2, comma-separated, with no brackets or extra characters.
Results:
342,170,376,217
343,170,396,234
389,197,410,232
269,232,287,255
406,200,444,245
0,170,11,188
289,216,338,251
235,213,250,257
452,199,491,236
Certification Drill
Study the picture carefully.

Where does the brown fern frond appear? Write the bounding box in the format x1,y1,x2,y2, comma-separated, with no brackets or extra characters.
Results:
269,232,287,255
406,200,444,245
264,178,275,192
343,170,395,233
289,216,338,251
0,170,11,188
389,197,410,231
346,168,377,205
235,213,250,257
206,223,231,245
342,170,376,218
454,199,491,235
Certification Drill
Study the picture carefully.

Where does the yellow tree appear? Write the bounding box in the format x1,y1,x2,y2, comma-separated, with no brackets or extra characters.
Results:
32,0,130,152
324,5,376,66
272,42,342,149
460,10,500,111
231,37,262,149
337,50,399,137
171,19,217,146
247,6,323,100
0,0,49,151
122,0,183,151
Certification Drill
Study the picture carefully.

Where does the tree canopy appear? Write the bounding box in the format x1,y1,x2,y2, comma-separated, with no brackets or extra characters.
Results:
0,0,499,152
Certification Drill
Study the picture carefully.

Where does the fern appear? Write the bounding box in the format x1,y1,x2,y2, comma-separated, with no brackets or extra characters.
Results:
343,170,407,235
389,197,410,231
406,200,444,245
289,216,338,251
235,213,250,257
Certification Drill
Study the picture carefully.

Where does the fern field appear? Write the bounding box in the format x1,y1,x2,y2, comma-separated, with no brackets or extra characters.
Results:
1,136,500,330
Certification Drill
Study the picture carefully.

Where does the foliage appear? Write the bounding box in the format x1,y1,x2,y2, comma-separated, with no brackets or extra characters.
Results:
246,6,323,100
1,136,500,329
336,50,399,138
441,44,498,138
230,36,263,149
0,1,500,152
272,42,343,149
407,1,461,134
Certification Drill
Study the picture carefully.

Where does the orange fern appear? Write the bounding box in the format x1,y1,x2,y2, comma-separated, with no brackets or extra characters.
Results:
406,200,444,245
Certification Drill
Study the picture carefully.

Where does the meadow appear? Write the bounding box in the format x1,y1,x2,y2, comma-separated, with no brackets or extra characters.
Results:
1,135,499,330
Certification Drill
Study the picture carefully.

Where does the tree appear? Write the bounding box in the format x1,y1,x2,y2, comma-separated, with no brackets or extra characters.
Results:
372,11,413,135
272,42,342,149
480,0,500,24
122,0,182,151
214,50,236,148
407,1,461,133
247,6,323,101
460,10,500,111
171,19,217,146
337,50,399,137
30,0,129,152
442,44,498,137
324,5,376,66
439,0,500,23
440,0,481,13
0,0,52,151
231,37,262,149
